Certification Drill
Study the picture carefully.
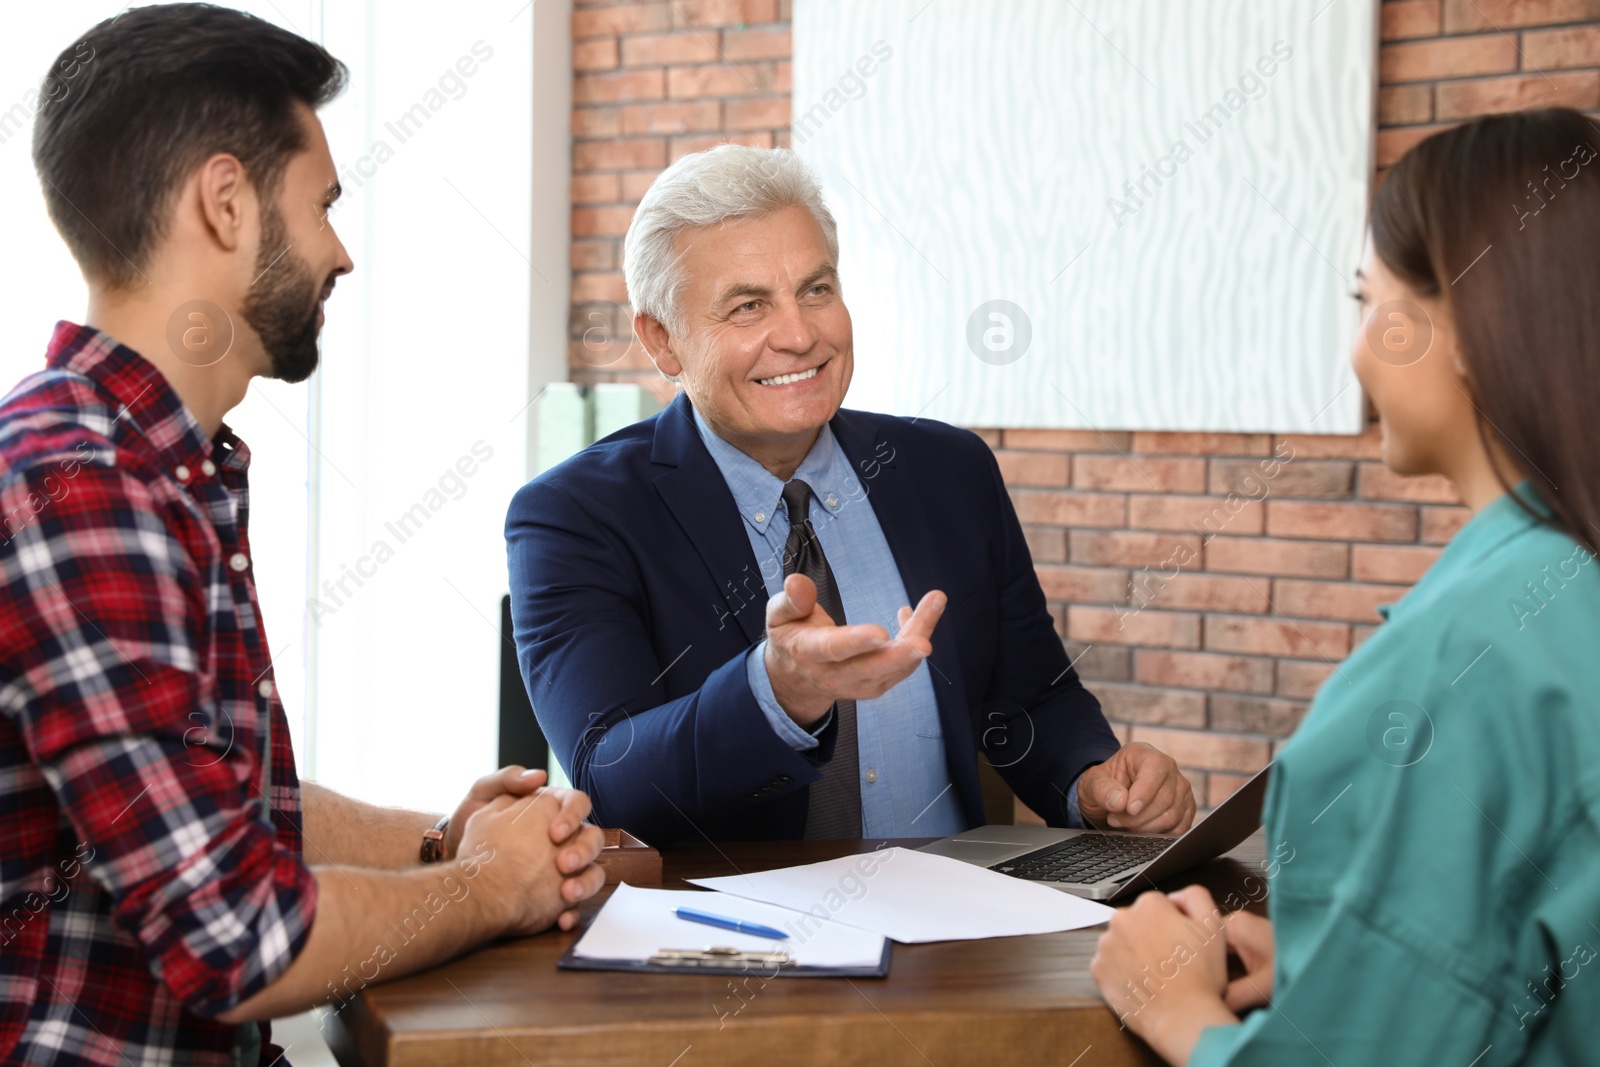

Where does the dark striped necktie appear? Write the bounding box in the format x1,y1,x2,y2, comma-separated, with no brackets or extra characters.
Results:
780,478,862,839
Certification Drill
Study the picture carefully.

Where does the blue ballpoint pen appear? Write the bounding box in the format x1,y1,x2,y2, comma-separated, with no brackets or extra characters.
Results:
674,906,790,941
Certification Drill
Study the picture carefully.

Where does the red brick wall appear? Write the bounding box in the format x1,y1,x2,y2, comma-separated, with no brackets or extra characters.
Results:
567,0,1600,809
569,0,793,380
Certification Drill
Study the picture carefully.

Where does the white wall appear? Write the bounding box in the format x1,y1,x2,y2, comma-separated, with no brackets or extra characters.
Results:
793,0,1374,434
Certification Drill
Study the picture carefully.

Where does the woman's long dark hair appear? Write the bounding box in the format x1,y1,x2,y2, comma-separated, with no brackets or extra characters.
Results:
1370,107,1600,554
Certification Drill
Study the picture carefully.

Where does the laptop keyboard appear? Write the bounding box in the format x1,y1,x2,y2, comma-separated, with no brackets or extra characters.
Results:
991,833,1171,884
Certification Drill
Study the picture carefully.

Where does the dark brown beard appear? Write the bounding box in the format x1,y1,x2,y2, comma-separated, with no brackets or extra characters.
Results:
242,199,326,384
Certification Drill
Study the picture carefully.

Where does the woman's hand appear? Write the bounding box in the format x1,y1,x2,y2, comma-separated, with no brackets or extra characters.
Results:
1220,909,1276,1012
1091,886,1238,1065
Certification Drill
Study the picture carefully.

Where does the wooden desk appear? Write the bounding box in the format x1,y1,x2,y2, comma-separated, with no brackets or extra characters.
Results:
324,833,1266,1067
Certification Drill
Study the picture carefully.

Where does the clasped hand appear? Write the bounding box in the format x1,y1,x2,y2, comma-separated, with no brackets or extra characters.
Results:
763,572,947,725
445,765,606,932
1090,886,1276,1064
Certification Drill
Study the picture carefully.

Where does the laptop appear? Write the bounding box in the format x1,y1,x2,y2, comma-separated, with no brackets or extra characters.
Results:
918,763,1271,901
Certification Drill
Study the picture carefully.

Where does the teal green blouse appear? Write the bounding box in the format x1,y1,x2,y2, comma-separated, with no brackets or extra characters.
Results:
1191,487,1600,1066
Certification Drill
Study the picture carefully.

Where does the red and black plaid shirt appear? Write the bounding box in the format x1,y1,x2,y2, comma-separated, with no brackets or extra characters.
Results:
0,322,317,1065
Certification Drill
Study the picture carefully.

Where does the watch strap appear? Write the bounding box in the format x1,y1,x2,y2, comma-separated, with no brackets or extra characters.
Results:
420,814,450,864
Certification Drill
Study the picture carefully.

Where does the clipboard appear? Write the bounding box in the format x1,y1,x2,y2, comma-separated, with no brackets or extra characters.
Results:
557,884,892,978
557,939,892,978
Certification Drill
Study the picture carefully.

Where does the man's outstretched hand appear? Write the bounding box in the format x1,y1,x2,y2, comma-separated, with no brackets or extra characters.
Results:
1077,742,1196,834
764,572,946,726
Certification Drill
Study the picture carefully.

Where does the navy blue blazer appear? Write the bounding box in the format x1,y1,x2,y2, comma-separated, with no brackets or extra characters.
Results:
505,392,1120,844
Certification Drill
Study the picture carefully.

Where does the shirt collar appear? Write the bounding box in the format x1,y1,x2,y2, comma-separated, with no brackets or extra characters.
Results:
46,320,249,482
690,403,853,533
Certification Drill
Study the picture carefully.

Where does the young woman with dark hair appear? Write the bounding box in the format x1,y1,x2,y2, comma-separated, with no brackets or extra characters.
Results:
1090,107,1600,1066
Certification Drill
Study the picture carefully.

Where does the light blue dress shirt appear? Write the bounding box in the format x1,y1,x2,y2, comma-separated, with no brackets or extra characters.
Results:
691,407,967,838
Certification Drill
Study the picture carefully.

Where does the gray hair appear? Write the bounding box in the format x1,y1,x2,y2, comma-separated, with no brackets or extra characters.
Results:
623,145,840,332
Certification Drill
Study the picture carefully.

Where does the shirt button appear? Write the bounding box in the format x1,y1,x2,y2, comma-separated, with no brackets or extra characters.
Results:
866,768,878,784
174,464,190,481
201,459,217,476
827,495,838,508
258,679,274,699
229,552,250,572
754,512,766,523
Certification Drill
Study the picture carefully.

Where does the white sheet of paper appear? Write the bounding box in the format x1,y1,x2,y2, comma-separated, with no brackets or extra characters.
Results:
571,883,887,969
689,846,1115,943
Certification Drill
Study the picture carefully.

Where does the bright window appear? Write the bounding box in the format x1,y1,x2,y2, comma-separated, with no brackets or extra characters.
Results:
1,1,568,813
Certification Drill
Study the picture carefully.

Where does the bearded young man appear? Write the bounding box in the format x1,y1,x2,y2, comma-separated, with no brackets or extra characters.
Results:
0,7,603,1064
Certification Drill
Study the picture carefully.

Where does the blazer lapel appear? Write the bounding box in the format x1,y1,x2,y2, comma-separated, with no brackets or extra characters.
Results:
651,394,767,646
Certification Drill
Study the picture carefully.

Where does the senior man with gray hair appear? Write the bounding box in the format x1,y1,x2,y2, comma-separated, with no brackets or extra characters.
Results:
505,145,1195,844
